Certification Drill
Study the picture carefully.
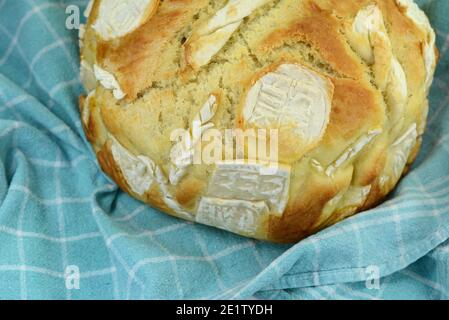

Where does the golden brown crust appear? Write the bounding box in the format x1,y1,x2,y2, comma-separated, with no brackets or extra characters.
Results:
80,0,438,243
259,1,366,79
97,0,208,101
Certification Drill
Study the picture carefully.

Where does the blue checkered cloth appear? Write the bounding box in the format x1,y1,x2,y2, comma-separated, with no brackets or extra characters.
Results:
0,0,448,300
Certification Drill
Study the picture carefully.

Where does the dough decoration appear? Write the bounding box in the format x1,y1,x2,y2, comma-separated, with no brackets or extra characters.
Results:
93,64,126,100
92,0,159,41
243,64,333,151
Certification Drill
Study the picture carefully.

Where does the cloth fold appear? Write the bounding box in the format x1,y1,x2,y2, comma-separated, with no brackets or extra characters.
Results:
0,0,448,299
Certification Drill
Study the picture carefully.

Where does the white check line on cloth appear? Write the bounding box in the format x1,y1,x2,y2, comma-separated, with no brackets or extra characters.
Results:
0,265,115,279
9,185,91,206
0,225,102,243
111,205,147,222
338,284,381,300
51,150,71,299
0,3,60,65
17,173,29,300
29,37,74,70
400,269,449,299
25,0,79,75
191,228,227,292
127,242,255,284
436,30,449,58
27,155,89,168
0,95,31,113
0,122,25,138
105,223,188,247
91,193,140,299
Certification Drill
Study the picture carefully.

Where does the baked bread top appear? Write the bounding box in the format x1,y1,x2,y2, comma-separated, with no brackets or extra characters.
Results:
79,0,438,243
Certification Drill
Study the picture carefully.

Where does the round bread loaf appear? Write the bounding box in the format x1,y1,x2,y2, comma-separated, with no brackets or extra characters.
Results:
79,0,438,243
